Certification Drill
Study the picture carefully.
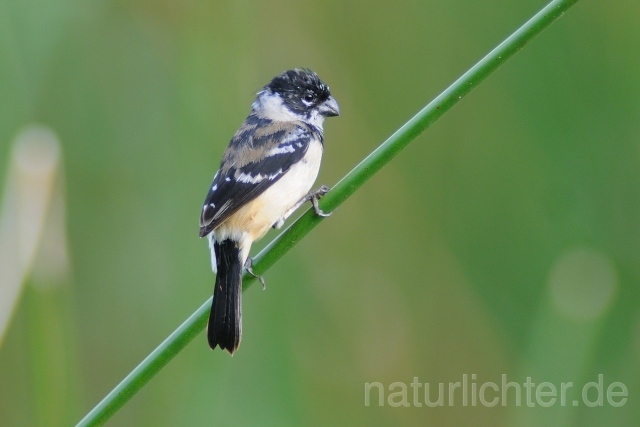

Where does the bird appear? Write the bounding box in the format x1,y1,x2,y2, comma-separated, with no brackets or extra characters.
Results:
199,68,340,354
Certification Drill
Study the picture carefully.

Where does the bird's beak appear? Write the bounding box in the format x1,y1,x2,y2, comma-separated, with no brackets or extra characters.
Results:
319,96,340,117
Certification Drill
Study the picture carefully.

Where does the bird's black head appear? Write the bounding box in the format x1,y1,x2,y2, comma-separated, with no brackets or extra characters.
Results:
264,68,339,118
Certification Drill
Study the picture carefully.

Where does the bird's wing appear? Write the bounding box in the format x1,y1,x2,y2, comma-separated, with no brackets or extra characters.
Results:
199,118,321,237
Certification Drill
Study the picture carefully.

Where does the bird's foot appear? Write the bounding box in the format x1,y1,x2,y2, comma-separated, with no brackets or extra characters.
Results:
244,257,266,290
307,185,332,217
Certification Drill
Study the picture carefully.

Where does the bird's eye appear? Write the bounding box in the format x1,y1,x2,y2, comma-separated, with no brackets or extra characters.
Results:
303,92,315,103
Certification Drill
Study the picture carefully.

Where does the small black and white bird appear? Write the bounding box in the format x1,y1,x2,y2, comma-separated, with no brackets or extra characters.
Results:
199,68,339,354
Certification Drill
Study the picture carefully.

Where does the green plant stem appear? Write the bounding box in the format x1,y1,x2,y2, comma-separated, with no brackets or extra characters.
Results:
76,0,580,425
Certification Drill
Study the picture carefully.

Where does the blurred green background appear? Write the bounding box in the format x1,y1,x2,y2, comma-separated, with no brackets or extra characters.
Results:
1,0,639,425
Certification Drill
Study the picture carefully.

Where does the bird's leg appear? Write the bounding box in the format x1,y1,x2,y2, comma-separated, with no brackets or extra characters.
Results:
272,185,332,229
307,185,332,217
244,257,266,290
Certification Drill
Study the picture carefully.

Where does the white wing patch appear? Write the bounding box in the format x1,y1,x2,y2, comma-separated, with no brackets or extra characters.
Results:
266,127,305,156
236,172,266,184
268,144,296,155
236,169,283,184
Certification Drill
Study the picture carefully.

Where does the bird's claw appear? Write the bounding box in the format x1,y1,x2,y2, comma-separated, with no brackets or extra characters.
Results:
309,185,332,217
244,257,266,290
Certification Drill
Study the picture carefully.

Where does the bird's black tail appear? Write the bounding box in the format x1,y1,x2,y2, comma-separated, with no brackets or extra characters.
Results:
208,239,243,354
